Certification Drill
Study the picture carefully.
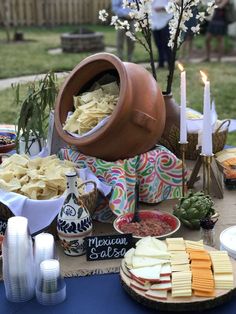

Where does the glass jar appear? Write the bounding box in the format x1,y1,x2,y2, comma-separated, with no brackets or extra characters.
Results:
200,227,215,247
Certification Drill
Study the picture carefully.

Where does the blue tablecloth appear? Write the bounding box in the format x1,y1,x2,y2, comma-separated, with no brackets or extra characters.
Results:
0,273,236,314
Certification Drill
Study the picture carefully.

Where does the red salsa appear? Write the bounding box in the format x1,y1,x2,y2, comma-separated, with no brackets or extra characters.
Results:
120,218,173,237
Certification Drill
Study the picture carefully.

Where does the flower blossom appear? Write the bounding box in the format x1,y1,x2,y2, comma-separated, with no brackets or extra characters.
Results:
98,0,216,94
168,0,216,49
191,24,201,34
111,16,119,26
197,12,206,22
98,9,108,22
126,31,136,41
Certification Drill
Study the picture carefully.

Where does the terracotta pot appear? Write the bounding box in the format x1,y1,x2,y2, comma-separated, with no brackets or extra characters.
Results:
54,53,165,161
158,94,181,156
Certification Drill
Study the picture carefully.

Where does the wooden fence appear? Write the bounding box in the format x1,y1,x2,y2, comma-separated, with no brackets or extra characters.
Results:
0,0,111,26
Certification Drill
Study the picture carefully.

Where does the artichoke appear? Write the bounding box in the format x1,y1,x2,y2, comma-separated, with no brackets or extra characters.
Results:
173,191,215,229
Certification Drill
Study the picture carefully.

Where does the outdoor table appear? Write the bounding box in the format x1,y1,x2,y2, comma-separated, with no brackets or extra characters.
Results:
0,134,235,312
0,273,236,314
0,161,236,313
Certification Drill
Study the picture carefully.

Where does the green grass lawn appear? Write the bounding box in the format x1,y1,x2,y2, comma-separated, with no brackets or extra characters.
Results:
0,25,235,146
0,25,154,79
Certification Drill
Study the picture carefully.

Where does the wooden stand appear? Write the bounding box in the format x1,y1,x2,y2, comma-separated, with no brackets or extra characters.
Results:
187,154,224,199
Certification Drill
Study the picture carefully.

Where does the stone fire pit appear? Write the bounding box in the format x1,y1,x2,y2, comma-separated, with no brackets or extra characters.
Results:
61,28,105,53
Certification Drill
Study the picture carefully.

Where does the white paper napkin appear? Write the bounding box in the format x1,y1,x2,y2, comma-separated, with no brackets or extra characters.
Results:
187,102,217,134
0,189,65,235
0,168,111,235
66,112,110,138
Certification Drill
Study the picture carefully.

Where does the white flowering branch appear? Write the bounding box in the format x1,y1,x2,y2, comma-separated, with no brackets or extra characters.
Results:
166,0,216,94
99,0,216,94
99,0,157,80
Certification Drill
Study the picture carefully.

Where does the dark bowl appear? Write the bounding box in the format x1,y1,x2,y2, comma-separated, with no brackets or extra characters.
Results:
0,131,16,154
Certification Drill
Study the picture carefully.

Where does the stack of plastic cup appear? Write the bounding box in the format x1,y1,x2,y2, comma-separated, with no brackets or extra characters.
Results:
36,259,66,305
2,216,35,302
34,233,55,280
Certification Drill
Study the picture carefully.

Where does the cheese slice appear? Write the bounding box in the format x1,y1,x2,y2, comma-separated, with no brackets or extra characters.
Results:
132,256,168,268
214,274,234,281
172,271,192,277
151,237,168,252
172,264,190,272
120,268,131,287
166,237,184,243
130,279,151,291
215,283,234,289
135,237,167,252
124,248,135,268
172,270,192,296
194,290,215,297
131,274,149,286
192,278,213,282
150,282,172,291
168,245,185,251
159,275,171,283
172,289,192,297
145,289,167,300
160,264,171,276
171,252,189,257
189,254,210,261
185,240,204,249
135,246,170,259
120,260,132,278
171,259,189,265
210,251,228,255
129,264,162,281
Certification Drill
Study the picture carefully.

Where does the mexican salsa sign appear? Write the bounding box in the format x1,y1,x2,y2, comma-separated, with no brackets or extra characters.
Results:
85,233,133,261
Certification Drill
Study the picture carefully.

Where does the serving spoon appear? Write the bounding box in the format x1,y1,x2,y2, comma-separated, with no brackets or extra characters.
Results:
131,182,141,223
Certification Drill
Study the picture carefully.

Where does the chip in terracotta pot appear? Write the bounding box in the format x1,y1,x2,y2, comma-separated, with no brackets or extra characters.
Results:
63,80,119,135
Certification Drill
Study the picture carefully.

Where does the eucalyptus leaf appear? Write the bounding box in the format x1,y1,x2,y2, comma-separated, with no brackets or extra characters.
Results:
14,71,58,153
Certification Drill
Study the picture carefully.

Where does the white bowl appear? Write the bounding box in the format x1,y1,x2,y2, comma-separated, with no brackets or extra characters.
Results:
220,226,236,259
113,210,181,240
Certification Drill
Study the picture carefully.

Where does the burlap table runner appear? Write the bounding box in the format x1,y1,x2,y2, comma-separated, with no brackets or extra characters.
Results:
57,221,122,277
58,181,236,278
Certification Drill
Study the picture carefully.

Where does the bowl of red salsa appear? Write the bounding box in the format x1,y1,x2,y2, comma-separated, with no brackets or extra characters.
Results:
113,210,181,239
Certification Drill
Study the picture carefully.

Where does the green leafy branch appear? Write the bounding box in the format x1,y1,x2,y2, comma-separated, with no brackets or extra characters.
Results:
14,72,58,154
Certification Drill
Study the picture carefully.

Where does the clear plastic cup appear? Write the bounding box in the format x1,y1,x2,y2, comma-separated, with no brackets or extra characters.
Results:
7,217,28,236
34,233,55,280
36,259,66,306
3,216,35,302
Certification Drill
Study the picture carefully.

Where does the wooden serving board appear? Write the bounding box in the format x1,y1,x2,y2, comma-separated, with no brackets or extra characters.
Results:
120,246,236,312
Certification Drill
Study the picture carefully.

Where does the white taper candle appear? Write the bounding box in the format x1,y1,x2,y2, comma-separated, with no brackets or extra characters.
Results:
180,69,187,143
201,78,212,155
